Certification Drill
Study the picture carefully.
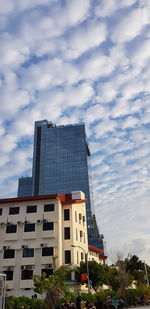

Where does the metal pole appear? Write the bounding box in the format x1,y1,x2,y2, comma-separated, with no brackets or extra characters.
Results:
85,253,90,293
144,261,149,287
71,245,90,293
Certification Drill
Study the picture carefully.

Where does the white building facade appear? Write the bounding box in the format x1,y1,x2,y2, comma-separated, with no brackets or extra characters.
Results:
0,191,105,297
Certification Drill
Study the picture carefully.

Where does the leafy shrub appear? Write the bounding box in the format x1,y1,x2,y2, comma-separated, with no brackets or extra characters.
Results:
60,291,76,303
5,295,43,309
96,290,113,302
81,293,96,303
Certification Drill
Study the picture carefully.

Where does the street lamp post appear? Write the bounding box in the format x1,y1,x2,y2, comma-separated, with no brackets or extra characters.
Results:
144,260,150,287
71,245,90,293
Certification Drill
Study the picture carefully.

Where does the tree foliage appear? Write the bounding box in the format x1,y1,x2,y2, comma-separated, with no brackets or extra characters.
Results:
5,296,43,309
33,266,69,309
124,255,150,287
78,260,108,291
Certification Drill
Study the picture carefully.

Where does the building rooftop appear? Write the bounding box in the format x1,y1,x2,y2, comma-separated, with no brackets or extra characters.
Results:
0,193,86,205
36,120,85,128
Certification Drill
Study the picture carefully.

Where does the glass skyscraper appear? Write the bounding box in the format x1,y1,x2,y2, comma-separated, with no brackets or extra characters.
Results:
18,120,104,249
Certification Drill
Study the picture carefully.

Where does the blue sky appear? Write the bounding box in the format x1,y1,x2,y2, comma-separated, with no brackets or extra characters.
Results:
1,0,150,264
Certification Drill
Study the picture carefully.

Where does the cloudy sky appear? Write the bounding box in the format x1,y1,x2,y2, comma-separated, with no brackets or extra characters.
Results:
1,0,150,264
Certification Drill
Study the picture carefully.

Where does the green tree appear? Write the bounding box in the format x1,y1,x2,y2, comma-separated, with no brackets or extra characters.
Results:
105,258,132,297
106,266,121,291
5,295,16,309
78,260,108,291
125,255,149,286
33,272,49,295
34,266,69,309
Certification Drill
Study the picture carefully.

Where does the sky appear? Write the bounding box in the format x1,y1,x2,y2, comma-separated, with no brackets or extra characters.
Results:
0,0,150,265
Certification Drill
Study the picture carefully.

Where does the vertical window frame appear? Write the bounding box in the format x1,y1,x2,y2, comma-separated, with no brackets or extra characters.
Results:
64,227,70,240
64,209,70,221
65,250,71,264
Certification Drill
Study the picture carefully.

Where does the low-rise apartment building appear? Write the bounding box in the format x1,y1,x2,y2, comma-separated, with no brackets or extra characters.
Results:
0,191,105,297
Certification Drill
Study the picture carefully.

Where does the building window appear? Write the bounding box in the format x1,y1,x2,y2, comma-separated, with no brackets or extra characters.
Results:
3,271,13,281
41,269,53,278
80,231,83,241
65,250,71,264
24,223,35,232
83,216,85,225
44,204,54,212
42,247,53,256
26,205,37,213
64,209,70,221
64,227,70,240
75,211,77,222
23,248,34,258
21,270,33,280
9,207,19,215
6,224,17,233
79,213,82,222
4,249,15,259
81,252,84,260
0,208,2,216
43,222,54,231
80,231,83,242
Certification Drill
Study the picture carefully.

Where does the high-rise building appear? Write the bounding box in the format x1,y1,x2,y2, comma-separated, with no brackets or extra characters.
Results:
18,177,32,197
18,120,104,249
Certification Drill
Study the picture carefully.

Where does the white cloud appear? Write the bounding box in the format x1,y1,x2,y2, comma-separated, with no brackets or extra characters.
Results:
111,8,150,43
66,82,94,107
65,22,107,59
15,0,53,11
131,39,150,66
97,82,117,103
94,0,137,18
142,111,150,124
10,109,41,138
0,0,14,14
81,52,116,80
18,0,90,48
59,0,90,27
91,155,105,167
36,82,94,120
0,135,17,153
0,33,29,72
94,0,118,18
94,119,118,137
0,87,30,119
84,104,110,123
122,116,139,129
111,101,130,118
0,145,33,181
20,58,79,90
0,125,5,136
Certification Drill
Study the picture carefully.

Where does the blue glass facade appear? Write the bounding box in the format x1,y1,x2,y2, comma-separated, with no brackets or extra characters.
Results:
18,120,104,249
18,177,32,197
32,121,93,233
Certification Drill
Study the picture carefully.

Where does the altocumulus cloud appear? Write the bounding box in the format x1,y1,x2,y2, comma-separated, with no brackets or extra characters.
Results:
0,0,150,264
